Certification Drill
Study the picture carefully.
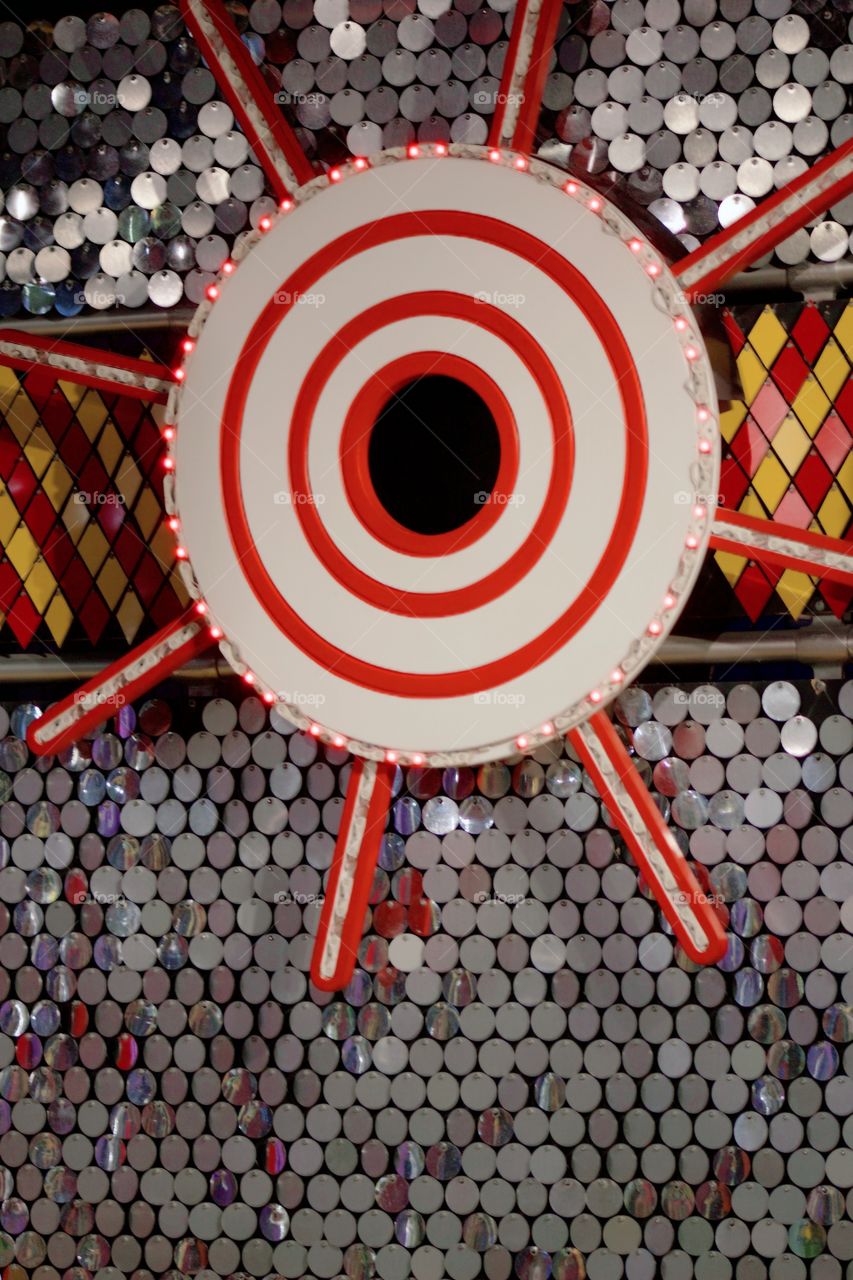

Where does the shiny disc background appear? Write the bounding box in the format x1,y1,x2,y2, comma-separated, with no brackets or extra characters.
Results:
0,677,852,1280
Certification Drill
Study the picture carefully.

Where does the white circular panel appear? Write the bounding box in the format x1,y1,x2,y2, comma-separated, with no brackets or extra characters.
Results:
173,146,718,764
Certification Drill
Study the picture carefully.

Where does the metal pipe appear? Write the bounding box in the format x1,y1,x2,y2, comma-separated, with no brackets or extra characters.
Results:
658,622,853,666
2,624,851,683
718,261,853,296
3,258,852,341
1,309,195,337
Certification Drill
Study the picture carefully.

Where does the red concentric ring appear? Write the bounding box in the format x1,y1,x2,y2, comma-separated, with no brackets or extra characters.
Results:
220,210,648,695
340,351,520,558
287,291,572,616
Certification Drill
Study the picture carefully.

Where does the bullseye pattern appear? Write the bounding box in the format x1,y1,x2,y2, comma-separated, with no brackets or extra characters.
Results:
171,145,719,765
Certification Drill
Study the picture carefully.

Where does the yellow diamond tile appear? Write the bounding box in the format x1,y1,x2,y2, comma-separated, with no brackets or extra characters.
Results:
24,560,57,614
752,455,789,514
97,554,127,610
790,376,831,438
7,391,39,444
78,522,110,575
5,526,39,579
61,494,90,542
0,364,19,414
134,488,161,541
736,347,766,405
98,422,123,475
114,454,143,509
24,425,59,481
739,489,767,520
775,569,816,620
41,459,74,512
720,401,748,444
816,488,851,539
748,309,789,370
57,379,87,411
772,416,811,475
0,489,20,546
117,591,144,643
833,304,853,362
150,522,176,571
813,339,849,403
77,390,109,441
714,549,747,589
44,593,73,646
837,454,853,505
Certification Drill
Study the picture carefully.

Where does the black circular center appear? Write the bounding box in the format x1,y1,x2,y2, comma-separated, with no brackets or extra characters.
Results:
367,374,501,537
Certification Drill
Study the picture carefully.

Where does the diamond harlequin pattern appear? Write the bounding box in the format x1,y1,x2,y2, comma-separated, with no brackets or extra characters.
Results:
0,357,186,651
717,302,853,623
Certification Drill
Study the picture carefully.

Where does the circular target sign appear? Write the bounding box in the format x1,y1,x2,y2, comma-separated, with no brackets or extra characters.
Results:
171,145,718,764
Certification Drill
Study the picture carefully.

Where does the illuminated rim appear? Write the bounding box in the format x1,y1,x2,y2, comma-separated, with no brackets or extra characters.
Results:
167,144,719,766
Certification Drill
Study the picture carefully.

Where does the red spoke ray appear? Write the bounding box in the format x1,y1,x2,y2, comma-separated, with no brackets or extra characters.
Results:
0,330,175,403
568,712,727,965
180,0,315,200
674,139,853,299
27,606,214,756
311,758,396,991
711,507,853,584
488,0,564,151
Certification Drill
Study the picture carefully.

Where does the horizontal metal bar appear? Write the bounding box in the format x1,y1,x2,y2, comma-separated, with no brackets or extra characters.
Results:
2,624,851,684
658,622,853,666
3,309,195,336
5,265,853,341
721,261,853,296
0,656,231,682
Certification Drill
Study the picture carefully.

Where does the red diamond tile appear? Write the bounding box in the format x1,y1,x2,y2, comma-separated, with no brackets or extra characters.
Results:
40,388,75,442
7,458,37,512
151,587,181,627
790,304,830,365
795,449,834,511
819,578,853,619
719,458,752,508
750,382,790,441
112,396,146,435
729,417,770,475
60,559,94,612
771,344,810,402
60,423,91,475
41,528,75,579
78,456,110,500
97,496,126,539
23,493,57,547
733,563,776,622
112,525,144,577
834,377,853,431
134,417,161,457
134,551,168,605
773,487,813,528
814,414,851,474
0,561,21,612
79,587,109,644
6,590,42,647
23,368,59,412
0,430,20,482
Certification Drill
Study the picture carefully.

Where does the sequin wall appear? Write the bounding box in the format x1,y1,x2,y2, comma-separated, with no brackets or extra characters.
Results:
1,677,853,1280
2,0,853,319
